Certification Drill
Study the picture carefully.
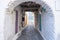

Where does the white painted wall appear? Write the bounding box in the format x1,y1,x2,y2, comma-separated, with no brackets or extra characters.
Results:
0,13,5,40
0,0,60,40
54,0,60,40
0,0,10,40
42,0,60,40
55,11,60,40
4,5,22,40
4,11,16,40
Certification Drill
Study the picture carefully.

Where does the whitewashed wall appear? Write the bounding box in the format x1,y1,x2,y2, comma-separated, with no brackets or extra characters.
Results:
4,11,16,40
55,11,60,40
0,13,5,40
0,0,60,40
41,9,54,40
0,0,10,40
44,0,60,40
54,0,60,40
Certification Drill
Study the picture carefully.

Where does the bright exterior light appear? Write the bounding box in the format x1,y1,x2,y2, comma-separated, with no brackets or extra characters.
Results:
25,11,35,25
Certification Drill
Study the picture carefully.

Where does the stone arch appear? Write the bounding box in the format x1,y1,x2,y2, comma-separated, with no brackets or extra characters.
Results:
5,0,55,40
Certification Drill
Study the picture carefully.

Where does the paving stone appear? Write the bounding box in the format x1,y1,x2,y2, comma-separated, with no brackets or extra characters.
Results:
17,25,44,40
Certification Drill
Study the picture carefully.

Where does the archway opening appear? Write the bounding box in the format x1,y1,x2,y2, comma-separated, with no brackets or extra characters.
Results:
5,1,54,40
25,11,35,26
19,1,41,28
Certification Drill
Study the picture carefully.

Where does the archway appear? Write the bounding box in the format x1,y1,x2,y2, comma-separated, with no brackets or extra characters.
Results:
4,0,55,40
25,11,35,26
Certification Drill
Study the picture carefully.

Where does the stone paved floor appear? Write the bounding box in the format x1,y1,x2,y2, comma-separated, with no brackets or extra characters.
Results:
17,25,44,40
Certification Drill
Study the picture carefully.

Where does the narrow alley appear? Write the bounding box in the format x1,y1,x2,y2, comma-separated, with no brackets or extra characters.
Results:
3,0,55,40
17,25,44,40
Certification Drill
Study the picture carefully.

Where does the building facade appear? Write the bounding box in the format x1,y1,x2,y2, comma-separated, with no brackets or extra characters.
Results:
0,0,60,40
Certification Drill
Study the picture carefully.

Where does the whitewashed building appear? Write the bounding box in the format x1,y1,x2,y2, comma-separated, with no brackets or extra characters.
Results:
0,0,60,40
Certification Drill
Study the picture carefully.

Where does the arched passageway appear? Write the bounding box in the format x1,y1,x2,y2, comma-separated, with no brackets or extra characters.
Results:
4,0,55,40
15,2,44,40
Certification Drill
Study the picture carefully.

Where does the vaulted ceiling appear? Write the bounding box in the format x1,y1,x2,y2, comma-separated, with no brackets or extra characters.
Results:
20,1,41,11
